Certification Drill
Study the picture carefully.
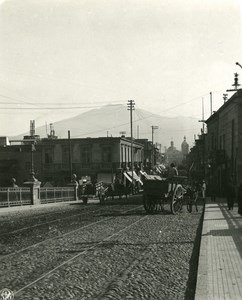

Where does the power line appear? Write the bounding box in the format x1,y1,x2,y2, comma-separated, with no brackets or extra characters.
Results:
0,103,126,110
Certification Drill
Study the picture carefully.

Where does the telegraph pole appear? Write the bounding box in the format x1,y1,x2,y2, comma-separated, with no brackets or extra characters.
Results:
210,92,212,116
151,126,159,167
127,100,135,193
198,98,205,133
68,130,72,180
198,98,205,179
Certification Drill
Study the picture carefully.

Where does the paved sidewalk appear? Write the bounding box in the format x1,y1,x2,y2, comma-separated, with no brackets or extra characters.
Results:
195,199,242,300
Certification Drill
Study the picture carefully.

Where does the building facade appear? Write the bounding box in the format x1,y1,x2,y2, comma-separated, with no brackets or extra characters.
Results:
205,89,242,195
166,141,183,166
0,136,144,186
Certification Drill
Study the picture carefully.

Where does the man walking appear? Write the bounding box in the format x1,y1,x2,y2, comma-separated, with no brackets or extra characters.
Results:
201,180,206,200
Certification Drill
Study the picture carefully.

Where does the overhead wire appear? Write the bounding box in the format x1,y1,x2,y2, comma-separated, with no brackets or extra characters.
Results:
0,89,225,136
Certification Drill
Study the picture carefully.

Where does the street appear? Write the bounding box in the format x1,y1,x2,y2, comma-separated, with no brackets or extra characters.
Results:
0,197,203,300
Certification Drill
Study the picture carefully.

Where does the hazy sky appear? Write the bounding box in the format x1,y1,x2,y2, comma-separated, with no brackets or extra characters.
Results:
0,0,242,137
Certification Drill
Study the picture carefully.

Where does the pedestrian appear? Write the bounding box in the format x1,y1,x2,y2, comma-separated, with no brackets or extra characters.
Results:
226,179,235,210
237,179,242,215
195,180,201,199
201,180,206,200
11,178,18,201
11,178,18,188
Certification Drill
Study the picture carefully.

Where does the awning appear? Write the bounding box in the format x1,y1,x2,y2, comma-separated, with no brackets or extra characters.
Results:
123,172,132,183
156,166,162,174
126,171,143,185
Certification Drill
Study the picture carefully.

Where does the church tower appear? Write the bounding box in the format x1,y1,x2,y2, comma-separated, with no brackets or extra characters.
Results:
181,136,189,157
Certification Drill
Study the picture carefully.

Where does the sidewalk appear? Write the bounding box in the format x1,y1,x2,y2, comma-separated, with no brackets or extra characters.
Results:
0,200,83,214
195,198,242,300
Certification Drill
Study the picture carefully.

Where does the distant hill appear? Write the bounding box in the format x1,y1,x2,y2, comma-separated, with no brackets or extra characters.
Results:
13,104,201,151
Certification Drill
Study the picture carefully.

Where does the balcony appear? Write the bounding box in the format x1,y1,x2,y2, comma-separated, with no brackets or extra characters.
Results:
43,162,121,172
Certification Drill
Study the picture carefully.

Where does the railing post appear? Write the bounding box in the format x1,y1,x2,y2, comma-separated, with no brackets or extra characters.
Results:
19,188,22,206
20,188,22,204
7,188,10,207
24,175,41,205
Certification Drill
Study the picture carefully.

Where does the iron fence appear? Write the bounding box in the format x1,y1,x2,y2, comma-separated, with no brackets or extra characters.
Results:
40,187,75,204
0,187,31,207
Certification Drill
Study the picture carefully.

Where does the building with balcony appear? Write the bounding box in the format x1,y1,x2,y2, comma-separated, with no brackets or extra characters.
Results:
205,89,242,195
0,136,144,186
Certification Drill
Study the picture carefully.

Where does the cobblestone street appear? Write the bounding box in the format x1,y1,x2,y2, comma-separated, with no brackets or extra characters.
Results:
0,198,203,300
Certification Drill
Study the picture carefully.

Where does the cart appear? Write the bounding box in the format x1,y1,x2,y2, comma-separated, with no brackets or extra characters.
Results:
79,177,95,204
142,175,187,214
95,180,131,204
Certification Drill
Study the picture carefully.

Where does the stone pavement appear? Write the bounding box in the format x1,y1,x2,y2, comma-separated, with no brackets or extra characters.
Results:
195,198,242,300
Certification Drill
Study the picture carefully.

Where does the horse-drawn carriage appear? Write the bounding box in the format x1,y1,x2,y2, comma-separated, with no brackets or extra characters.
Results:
96,181,130,204
143,174,197,214
79,179,95,204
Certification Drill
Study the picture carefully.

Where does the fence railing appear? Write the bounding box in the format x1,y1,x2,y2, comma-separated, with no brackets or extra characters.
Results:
0,187,31,207
40,187,75,204
0,186,76,207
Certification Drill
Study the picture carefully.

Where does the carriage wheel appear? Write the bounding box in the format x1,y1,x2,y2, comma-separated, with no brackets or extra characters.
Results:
170,185,183,214
143,194,156,214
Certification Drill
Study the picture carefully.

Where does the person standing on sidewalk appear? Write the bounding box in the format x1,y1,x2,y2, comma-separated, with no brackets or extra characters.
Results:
201,180,206,200
238,180,242,215
226,179,235,210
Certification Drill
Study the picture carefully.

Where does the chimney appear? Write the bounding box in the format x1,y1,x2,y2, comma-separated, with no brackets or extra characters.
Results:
50,123,55,137
30,120,35,137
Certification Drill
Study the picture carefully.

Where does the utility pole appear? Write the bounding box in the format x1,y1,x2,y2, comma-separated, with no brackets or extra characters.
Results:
210,92,212,116
68,130,72,180
127,100,135,193
198,98,205,133
30,142,36,177
198,98,205,179
151,126,159,167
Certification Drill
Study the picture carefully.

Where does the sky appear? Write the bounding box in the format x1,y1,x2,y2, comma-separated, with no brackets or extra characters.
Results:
0,0,242,139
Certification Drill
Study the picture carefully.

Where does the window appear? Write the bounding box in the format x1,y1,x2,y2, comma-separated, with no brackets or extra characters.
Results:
102,146,112,162
80,146,91,164
44,148,53,164
62,148,69,164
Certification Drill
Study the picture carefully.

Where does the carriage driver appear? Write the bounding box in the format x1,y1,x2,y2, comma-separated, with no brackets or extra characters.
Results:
167,163,178,178
166,163,179,194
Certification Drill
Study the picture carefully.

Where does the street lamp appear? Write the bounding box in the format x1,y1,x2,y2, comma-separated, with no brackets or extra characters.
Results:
236,62,242,69
30,142,37,181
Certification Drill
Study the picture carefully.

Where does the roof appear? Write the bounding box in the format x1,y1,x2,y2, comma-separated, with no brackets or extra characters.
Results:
205,89,242,124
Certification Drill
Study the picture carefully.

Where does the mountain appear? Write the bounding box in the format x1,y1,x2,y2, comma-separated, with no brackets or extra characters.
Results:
13,104,201,151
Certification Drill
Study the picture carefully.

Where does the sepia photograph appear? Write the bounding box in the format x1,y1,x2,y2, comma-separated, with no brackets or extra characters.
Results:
0,0,242,299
